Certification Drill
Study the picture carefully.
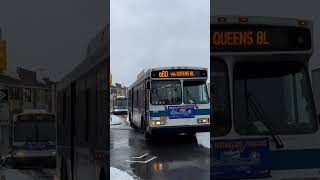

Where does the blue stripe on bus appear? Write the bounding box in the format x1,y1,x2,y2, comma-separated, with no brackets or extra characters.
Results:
270,149,320,170
150,109,210,117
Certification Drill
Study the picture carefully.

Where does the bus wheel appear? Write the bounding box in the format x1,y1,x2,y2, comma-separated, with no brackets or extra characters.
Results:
145,131,152,140
61,162,68,180
142,120,152,140
11,160,17,169
99,169,106,180
129,113,136,129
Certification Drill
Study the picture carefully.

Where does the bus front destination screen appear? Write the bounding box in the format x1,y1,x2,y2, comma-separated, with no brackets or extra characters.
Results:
211,25,311,52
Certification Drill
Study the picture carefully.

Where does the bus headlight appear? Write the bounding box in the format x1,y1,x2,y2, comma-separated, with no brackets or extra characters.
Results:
15,152,25,157
150,119,166,127
197,118,209,124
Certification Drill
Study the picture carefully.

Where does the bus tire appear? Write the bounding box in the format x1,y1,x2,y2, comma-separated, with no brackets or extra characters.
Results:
129,113,136,129
11,160,17,169
99,168,106,180
61,161,68,180
145,131,152,140
142,119,152,140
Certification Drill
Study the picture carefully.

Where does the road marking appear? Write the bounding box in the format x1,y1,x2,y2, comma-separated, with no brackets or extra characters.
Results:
131,153,149,159
125,156,157,164
111,141,127,146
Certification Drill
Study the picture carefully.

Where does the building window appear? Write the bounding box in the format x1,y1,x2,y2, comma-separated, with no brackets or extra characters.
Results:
44,89,50,105
37,89,44,105
9,87,21,100
24,88,32,103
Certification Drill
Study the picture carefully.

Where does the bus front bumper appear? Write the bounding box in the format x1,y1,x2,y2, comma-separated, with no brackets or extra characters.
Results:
11,155,56,167
112,110,128,115
11,155,56,168
150,124,210,135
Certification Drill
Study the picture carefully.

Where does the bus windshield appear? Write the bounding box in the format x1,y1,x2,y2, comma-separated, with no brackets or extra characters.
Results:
114,98,127,108
234,62,318,135
151,80,182,105
14,114,55,142
183,80,209,104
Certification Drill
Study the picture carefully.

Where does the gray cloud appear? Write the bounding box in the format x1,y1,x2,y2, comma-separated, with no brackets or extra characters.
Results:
0,0,107,81
111,0,210,86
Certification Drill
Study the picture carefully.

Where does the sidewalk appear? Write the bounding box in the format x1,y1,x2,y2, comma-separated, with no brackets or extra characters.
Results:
110,167,135,180
110,115,122,126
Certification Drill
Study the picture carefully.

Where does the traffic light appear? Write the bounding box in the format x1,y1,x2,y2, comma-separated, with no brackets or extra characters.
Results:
0,40,7,73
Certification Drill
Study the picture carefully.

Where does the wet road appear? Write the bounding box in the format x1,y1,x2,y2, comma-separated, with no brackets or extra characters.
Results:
110,115,210,180
0,168,57,180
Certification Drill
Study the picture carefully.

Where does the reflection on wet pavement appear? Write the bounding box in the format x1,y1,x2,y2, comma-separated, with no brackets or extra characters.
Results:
110,116,210,180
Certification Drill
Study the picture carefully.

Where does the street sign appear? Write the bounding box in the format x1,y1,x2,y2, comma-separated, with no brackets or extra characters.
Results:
0,40,7,73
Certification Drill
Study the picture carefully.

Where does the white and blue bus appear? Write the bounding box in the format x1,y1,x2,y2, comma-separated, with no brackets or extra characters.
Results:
128,66,210,139
10,109,56,168
112,96,128,115
211,16,320,179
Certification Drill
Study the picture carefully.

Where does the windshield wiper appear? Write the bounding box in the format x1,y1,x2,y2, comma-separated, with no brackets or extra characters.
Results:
247,93,284,149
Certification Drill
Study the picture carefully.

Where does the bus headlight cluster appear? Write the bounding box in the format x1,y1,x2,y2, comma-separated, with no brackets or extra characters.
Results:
150,120,166,127
197,118,209,124
15,152,25,157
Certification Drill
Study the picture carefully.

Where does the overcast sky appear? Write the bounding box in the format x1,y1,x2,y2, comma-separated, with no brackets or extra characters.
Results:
2,0,319,85
0,0,107,81
213,0,320,69
111,0,210,86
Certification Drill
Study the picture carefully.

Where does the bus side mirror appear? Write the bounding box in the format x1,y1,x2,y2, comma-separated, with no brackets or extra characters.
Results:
147,82,151,91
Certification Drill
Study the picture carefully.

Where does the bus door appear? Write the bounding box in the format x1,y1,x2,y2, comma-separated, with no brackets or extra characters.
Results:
145,79,151,127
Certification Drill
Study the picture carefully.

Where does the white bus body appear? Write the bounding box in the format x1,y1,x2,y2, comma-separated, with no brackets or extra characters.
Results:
11,109,56,168
128,66,210,139
112,96,128,115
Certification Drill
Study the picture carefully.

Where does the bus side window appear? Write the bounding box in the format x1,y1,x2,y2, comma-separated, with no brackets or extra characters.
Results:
136,89,139,108
138,84,142,109
85,88,90,143
63,91,66,124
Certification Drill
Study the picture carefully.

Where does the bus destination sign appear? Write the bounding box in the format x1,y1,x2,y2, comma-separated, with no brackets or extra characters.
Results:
151,69,207,78
211,25,311,52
